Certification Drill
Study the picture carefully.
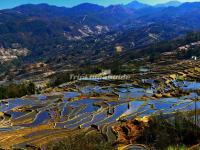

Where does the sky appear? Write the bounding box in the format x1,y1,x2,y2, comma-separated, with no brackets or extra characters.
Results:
0,0,200,9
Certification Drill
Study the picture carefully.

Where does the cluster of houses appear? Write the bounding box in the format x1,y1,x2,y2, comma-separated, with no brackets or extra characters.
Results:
178,41,200,51
160,41,200,61
178,41,200,60
0,46,29,63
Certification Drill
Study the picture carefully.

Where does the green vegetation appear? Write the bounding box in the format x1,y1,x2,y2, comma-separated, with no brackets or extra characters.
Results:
123,32,200,63
139,113,200,150
185,47,200,59
46,131,114,150
0,58,21,73
0,82,36,99
49,72,72,87
167,145,186,150
46,112,200,150
49,67,101,87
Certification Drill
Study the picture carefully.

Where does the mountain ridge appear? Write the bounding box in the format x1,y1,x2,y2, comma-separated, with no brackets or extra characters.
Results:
1,1,200,70
125,0,150,9
155,1,182,7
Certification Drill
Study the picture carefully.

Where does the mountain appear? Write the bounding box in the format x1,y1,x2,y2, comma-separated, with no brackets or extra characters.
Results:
1,2,200,70
155,1,182,7
138,2,200,30
96,5,135,25
12,3,70,18
70,3,104,14
125,0,150,9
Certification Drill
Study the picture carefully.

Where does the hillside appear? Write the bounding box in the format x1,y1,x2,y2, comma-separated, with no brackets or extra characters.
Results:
1,2,200,72
0,2,200,149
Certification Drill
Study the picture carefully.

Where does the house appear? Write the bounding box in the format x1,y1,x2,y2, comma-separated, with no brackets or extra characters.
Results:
115,45,123,53
160,51,177,60
191,56,197,60
178,45,190,51
101,69,111,76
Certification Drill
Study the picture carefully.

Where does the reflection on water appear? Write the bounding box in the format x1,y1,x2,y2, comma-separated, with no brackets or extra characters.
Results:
19,111,50,127
173,81,200,91
0,80,200,131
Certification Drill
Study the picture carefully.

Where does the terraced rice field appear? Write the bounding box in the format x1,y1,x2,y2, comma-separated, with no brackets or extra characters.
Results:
0,79,200,149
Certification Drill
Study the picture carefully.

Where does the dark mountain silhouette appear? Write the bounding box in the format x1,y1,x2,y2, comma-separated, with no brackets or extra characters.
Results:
1,2,200,66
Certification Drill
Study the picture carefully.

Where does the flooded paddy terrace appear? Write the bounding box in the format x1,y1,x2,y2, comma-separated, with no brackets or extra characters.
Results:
0,77,200,149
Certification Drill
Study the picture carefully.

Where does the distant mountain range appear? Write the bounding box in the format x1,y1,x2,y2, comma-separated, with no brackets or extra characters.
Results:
125,1,150,9
125,0,182,9
0,1,200,68
155,1,182,7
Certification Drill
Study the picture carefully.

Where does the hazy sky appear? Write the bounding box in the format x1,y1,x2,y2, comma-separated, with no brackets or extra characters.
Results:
0,0,200,9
